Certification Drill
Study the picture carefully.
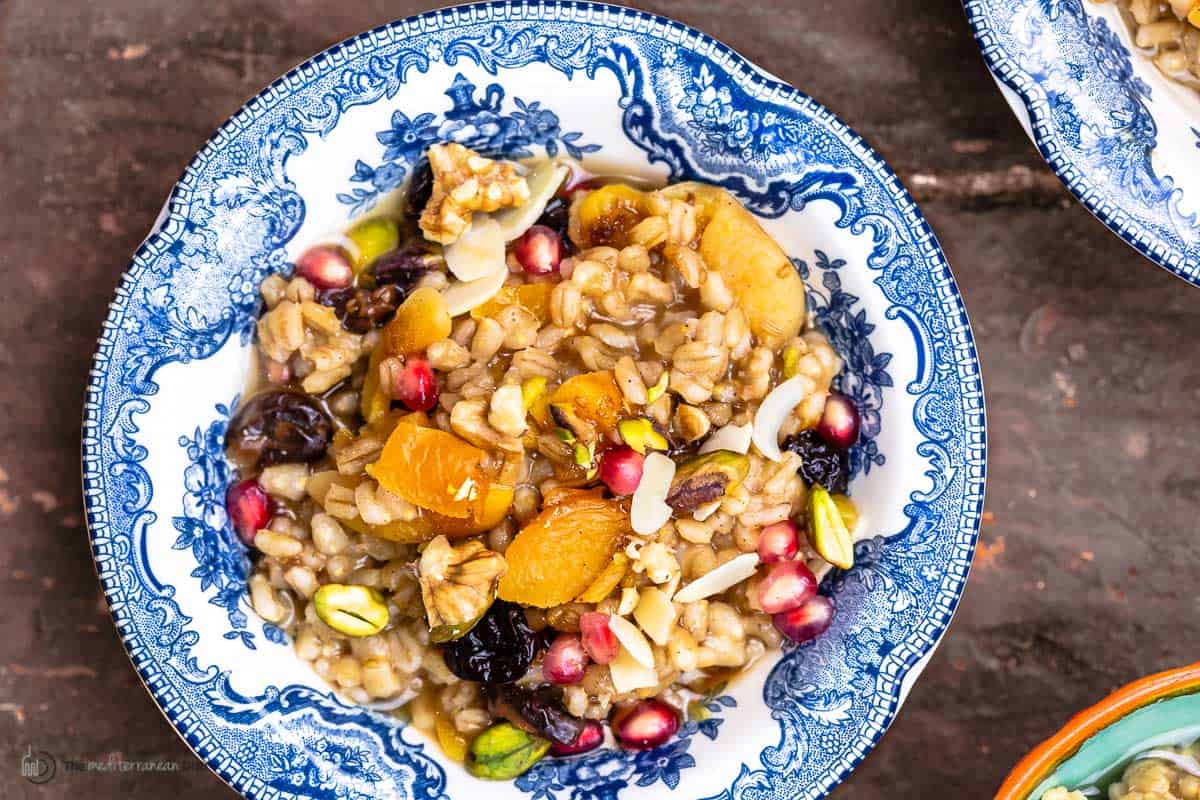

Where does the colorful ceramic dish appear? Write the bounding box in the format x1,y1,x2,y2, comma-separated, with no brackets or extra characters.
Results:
82,3,986,798
965,0,1200,285
997,663,1200,799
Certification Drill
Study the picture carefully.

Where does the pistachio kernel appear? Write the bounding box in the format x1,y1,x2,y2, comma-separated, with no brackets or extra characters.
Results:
645,371,669,404
808,485,854,569
832,493,859,533
665,449,750,513
617,417,670,455
346,216,400,273
313,584,390,637
466,722,551,780
572,440,596,469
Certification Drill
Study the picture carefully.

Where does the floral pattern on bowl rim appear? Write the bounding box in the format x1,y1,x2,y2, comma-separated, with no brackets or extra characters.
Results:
965,0,1200,285
82,3,987,799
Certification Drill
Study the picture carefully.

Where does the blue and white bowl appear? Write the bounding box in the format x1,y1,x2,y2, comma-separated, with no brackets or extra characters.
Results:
966,0,1200,285
81,3,987,798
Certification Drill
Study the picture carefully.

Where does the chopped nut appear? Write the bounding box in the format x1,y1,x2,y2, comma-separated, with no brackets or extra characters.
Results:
418,535,507,642
314,583,389,636
617,417,669,455
666,450,750,513
635,541,680,585
419,143,530,244
673,404,712,443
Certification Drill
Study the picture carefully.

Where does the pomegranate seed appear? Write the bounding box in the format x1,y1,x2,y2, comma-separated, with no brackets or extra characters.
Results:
544,634,589,685
294,245,354,290
757,520,800,563
579,612,619,664
773,595,835,644
392,357,438,412
757,560,818,614
550,720,604,756
612,699,679,751
512,225,563,276
598,446,645,496
226,479,270,546
816,391,861,451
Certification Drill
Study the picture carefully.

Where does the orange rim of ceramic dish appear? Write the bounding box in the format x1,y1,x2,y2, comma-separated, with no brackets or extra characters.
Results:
996,662,1200,800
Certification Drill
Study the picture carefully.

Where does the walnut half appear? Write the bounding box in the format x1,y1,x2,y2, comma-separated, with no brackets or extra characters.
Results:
419,143,530,244
418,535,507,642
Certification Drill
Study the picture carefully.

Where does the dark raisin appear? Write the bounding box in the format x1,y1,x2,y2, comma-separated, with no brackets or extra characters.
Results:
536,197,574,256
369,240,439,292
781,430,850,494
320,284,402,334
487,684,586,746
403,159,434,221
227,390,333,467
442,600,536,685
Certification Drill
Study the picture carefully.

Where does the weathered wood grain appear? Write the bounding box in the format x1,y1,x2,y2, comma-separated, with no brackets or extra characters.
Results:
1,0,1195,797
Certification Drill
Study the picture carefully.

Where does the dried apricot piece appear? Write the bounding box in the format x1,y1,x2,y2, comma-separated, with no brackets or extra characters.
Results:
424,484,514,539
383,287,453,356
471,283,554,326
360,343,390,424
538,371,626,437
541,485,605,507
436,714,470,762
498,491,630,608
573,183,647,248
661,183,806,348
699,195,805,347
366,422,488,519
425,451,518,537
575,551,630,603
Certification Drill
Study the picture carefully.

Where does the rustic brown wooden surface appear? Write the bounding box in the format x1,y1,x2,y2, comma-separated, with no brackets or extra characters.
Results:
3,0,1198,796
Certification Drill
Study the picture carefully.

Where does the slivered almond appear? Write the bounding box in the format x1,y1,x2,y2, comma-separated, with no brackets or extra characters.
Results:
444,216,506,281
700,422,753,455
631,452,675,535
752,375,817,462
633,588,677,646
673,552,761,604
441,265,509,317
607,614,654,668
608,646,659,693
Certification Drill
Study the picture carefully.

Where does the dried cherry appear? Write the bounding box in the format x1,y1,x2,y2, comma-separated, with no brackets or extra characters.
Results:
368,240,438,292
403,159,434,221
781,430,849,494
226,390,332,467
442,600,536,685
487,684,586,746
321,284,402,334
535,196,574,256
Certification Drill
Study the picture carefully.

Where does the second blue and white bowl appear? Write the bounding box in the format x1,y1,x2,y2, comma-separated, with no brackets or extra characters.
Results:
967,0,1200,285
